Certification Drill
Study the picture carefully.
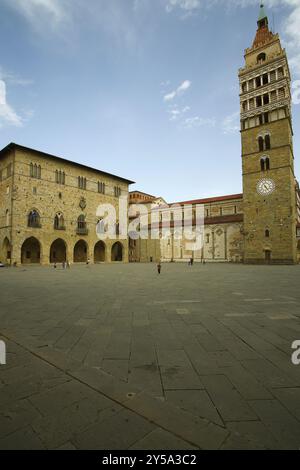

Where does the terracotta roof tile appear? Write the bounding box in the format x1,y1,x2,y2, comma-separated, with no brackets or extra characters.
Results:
173,194,243,206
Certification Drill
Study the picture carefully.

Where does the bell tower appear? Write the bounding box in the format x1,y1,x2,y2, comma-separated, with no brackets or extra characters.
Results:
239,4,297,264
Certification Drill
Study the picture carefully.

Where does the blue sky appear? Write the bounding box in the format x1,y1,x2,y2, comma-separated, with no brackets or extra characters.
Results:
0,0,299,202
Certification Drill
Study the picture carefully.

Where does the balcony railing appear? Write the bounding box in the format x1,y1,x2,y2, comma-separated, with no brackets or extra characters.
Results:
54,225,66,231
28,223,41,229
76,227,88,235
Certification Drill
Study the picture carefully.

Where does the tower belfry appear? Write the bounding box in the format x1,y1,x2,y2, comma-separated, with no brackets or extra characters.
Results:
239,4,297,264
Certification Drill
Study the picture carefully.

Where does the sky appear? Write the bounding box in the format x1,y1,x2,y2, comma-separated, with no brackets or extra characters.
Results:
0,0,300,202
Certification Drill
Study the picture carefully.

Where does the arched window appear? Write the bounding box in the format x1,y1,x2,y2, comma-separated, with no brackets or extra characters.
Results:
260,156,270,172
258,137,264,152
98,182,105,194
257,53,266,64
28,210,41,228
54,213,65,230
78,177,86,190
30,163,41,179
56,170,65,185
265,229,270,238
265,134,271,150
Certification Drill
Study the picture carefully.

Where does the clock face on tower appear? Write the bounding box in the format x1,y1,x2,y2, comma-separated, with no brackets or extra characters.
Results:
257,178,276,196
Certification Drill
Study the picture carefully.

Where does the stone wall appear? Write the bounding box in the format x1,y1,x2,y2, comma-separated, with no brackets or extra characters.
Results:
1,147,131,265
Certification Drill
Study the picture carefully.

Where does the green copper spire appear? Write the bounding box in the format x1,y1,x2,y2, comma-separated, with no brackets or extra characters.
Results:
257,4,268,29
258,4,267,22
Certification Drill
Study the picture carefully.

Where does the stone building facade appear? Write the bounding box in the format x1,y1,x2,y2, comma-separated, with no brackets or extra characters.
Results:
128,6,300,265
0,143,133,265
1,6,299,266
240,5,299,264
128,192,244,263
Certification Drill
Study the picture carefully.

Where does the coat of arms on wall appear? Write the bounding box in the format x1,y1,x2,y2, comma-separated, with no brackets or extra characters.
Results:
79,197,87,210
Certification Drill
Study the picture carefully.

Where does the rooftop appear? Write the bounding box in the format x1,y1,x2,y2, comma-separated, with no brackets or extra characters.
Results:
172,194,243,206
0,142,135,185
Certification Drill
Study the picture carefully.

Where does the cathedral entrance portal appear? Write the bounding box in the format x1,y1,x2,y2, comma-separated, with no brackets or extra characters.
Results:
265,250,272,264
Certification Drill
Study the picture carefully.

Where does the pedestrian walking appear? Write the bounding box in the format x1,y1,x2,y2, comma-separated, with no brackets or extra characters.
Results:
157,262,162,274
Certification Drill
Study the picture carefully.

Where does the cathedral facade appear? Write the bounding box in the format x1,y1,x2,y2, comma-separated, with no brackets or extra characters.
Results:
0,6,300,266
129,5,300,265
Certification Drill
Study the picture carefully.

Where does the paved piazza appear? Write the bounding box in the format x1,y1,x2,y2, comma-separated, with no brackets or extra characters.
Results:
0,263,300,450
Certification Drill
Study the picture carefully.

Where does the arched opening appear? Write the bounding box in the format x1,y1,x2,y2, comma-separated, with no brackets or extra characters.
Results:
54,213,65,230
265,134,271,150
28,210,41,228
258,137,264,152
94,241,106,263
257,53,266,64
50,239,67,263
3,237,11,263
74,240,88,263
265,229,270,238
21,237,41,264
111,242,123,262
260,157,270,171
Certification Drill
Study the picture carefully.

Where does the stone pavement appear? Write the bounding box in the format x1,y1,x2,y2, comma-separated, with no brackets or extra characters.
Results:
0,263,300,449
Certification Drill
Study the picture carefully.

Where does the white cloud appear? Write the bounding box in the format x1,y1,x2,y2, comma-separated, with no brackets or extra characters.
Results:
0,80,23,128
165,0,300,76
164,90,177,102
183,116,216,129
178,80,191,92
5,1,300,75
5,0,66,22
166,0,201,13
0,67,33,87
168,104,190,121
281,1,300,76
4,0,145,51
221,111,240,135
164,80,191,102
